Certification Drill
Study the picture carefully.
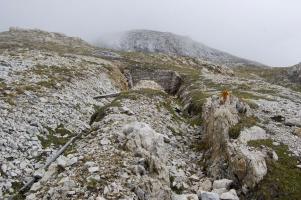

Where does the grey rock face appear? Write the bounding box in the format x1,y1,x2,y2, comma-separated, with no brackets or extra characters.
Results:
287,62,301,84
212,179,233,190
220,189,239,200
96,30,265,68
200,191,220,200
201,95,268,190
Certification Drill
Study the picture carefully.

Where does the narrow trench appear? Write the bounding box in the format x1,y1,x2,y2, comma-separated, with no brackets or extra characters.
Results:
13,69,201,199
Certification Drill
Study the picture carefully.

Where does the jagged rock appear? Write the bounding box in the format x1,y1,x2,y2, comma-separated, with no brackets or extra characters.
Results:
56,155,69,168
212,179,233,190
220,189,239,200
96,196,107,200
26,193,37,200
293,128,301,137
228,144,267,190
197,178,212,192
30,182,42,192
119,106,135,115
33,168,45,178
285,118,301,127
135,178,172,200
88,166,99,173
201,95,245,177
100,137,111,145
202,95,267,191
271,151,278,161
172,193,198,200
122,122,168,178
170,167,188,192
211,188,228,196
122,122,171,199
200,191,220,200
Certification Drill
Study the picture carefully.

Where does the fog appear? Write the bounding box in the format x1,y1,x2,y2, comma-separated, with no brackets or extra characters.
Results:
0,0,300,67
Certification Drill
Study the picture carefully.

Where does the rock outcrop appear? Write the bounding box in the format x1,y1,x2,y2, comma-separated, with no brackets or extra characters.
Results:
287,62,301,84
201,95,268,191
96,29,266,68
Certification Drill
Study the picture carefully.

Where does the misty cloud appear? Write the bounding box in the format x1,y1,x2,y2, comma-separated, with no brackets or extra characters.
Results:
0,0,300,66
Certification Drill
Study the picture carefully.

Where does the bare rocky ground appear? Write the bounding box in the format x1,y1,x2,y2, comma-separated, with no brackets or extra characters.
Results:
1,28,301,200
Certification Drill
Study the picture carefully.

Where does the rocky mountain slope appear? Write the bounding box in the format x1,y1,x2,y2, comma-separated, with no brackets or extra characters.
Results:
1,28,301,200
96,30,266,68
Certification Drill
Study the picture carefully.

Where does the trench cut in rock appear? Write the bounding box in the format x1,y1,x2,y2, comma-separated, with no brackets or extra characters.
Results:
125,68,182,95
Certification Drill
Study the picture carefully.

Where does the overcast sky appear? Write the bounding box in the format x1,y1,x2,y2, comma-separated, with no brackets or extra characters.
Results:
0,0,300,66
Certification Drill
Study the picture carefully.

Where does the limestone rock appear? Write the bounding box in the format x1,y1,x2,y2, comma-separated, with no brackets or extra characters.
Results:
122,122,167,178
285,118,301,127
200,191,220,200
220,189,239,200
211,188,228,196
198,178,212,192
237,126,267,144
229,144,267,189
172,193,198,200
212,179,233,190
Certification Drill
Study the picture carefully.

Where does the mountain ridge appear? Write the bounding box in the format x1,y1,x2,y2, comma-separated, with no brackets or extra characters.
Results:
96,29,267,68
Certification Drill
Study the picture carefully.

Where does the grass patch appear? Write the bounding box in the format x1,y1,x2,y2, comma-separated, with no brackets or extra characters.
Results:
38,124,74,148
90,100,121,125
229,115,259,139
90,89,169,125
232,90,262,100
247,139,301,200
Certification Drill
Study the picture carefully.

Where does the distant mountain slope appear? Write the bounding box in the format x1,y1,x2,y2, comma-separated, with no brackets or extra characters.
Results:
96,29,267,68
288,62,301,84
0,27,93,54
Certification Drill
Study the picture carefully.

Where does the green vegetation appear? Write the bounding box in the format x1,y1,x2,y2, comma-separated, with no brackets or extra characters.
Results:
232,90,262,100
229,115,259,139
90,89,169,125
183,90,211,126
37,124,74,148
247,139,301,200
90,100,121,125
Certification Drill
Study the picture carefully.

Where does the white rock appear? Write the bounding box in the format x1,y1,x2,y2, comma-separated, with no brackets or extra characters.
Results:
26,193,37,200
100,137,110,145
211,188,228,196
285,118,301,127
172,193,199,200
212,179,233,190
220,189,239,200
88,166,99,173
96,196,107,200
1,164,8,173
272,151,278,161
57,155,69,168
200,191,220,200
189,174,199,181
238,126,267,144
85,161,96,167
198,178,212,192
30,182,41,192
33,168,45,178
